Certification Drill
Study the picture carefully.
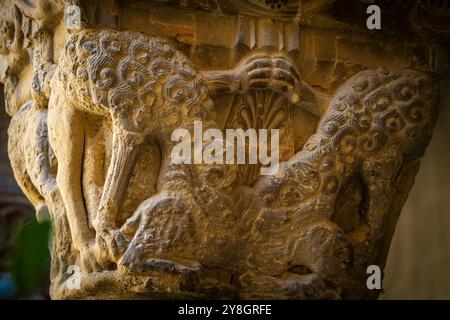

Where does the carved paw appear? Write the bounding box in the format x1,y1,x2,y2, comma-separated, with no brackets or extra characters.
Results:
119,245,202,276
79,243,104,273
239,271,342,299
292,221,352,282
234,52,301,103
118,245,143,273
94,228,128,265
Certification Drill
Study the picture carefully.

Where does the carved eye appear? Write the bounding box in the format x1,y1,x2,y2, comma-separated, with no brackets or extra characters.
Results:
408,106,423,121
304,134,320,151
133,106,152,128
379,68,390,76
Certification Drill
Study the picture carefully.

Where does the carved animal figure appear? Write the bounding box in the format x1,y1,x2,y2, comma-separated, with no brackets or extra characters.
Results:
242,68,438,298
48,28,312,271
0,0,442,301
49,29,240,268
39,26,441,298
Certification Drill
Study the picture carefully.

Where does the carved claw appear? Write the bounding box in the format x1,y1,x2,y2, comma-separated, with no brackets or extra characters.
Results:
94,228,128,265
236,52,328,116
119,246,202,276
202,51,328,117
79,242,104,273
235,52,301,97
118,245,142,273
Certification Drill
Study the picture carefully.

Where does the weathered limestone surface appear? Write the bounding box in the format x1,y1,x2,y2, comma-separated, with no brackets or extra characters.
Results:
0,0,449,299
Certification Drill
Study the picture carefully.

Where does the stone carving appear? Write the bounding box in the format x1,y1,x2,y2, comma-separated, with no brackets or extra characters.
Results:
243,68,438,298
0,0,446,299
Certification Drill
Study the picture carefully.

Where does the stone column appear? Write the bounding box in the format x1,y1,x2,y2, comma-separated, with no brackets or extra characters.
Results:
0,0,449,299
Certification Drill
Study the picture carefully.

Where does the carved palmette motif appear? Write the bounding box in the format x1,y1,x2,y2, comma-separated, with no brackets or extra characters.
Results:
1,20,439,299
224,90,294,185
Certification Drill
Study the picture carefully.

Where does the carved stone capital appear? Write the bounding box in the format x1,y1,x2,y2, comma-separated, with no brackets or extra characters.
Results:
0,0,448,299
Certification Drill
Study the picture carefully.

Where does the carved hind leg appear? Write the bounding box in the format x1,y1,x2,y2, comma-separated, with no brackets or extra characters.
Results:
48,90,101,271
92,124,143,264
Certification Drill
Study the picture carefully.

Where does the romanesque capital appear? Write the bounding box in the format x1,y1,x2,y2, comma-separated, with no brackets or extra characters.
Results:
0,0,449,299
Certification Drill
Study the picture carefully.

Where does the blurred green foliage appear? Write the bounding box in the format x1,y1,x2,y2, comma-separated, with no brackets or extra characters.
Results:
9,218,51,298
